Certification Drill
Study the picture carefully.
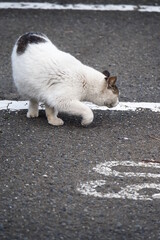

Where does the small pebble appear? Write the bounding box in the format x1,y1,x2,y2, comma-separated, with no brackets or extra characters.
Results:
43,174,48,178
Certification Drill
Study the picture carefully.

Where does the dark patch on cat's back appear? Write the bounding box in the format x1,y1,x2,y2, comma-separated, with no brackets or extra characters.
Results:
16,32,47,55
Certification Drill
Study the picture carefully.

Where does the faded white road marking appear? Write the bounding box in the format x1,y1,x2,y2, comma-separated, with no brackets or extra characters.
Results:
0,3,160,13
93,161,160,178
77,161,160,201
0,100,160,112
77,181,160,201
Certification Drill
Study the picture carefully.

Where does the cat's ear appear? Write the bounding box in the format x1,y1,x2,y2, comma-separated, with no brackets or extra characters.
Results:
102,70,110,79
106,76,117,88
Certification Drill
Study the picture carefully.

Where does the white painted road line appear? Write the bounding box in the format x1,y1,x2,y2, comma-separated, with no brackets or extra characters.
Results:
86,102,160,112
0,3,160,13
0,100,160,112
77,161,160,201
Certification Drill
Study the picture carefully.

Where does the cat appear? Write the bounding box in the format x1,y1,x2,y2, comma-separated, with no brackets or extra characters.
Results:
11,32,119,126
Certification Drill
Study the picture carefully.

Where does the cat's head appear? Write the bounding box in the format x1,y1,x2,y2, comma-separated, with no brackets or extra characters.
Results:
102,70,119,108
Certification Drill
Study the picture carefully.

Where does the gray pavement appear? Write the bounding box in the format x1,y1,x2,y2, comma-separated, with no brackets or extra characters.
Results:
0,1,160,240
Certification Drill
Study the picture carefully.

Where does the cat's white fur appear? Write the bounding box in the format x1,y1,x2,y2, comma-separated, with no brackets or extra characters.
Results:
11,33,119,126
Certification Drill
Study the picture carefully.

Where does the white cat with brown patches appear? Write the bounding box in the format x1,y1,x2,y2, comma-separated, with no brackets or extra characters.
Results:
11,32,119,126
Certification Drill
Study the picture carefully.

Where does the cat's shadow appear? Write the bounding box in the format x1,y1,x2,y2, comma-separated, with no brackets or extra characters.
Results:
38,110,104,129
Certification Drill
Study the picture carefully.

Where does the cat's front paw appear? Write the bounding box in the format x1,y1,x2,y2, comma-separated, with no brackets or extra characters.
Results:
81,114,94,126
27,111,39,118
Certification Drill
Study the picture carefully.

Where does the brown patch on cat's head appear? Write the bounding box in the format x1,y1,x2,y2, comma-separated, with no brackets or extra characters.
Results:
102,71,119,96
101,70,119,108
106,76,119,95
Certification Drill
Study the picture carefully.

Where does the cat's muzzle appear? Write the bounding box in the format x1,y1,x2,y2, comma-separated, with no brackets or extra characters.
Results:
106,100,119,108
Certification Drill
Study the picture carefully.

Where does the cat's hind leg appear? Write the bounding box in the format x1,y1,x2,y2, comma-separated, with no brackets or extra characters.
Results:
45,104,64,126
27,99,39,118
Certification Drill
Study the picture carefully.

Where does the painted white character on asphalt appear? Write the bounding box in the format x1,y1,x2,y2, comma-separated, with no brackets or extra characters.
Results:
77,161,160,201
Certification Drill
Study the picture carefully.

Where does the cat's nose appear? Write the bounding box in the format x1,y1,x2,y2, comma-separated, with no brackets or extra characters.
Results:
107,100,119,108
106,103,113,108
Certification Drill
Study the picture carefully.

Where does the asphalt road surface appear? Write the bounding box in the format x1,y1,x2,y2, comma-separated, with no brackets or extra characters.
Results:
0,1,160,240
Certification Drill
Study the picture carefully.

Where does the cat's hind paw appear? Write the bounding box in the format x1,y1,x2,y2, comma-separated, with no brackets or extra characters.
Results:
48,117,64,126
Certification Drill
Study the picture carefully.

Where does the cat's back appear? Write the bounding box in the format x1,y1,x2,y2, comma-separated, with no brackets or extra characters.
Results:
12,32,57,65
12,32,81,73
11,32,63,89
11,32,83,99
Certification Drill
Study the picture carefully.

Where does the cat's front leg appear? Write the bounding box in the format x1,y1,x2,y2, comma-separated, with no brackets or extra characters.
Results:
27,99,39,118
81,108,94,126
59,100,94,126
45,104,64,126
